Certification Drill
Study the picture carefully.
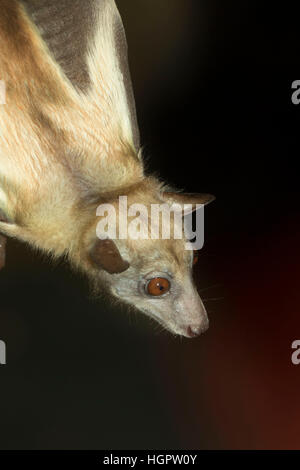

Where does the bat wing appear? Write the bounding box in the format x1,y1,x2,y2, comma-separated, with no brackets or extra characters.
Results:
21,0,140,153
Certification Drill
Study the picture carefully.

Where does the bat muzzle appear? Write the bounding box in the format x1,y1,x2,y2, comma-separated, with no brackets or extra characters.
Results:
186,320,209,338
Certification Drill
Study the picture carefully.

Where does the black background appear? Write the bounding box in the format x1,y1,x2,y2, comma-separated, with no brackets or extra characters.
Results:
0,0,300,449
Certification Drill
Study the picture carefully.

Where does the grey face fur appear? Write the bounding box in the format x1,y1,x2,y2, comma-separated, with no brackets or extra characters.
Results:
109,247,209,338
89,203,210,338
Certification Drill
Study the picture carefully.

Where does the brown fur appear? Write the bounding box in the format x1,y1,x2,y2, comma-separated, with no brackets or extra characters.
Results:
21,0,95,92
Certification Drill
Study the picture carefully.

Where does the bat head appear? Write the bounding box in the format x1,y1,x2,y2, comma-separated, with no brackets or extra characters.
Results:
85,185,215,338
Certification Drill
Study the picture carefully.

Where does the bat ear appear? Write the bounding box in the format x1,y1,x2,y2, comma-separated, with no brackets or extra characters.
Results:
89,238,130,274
163,192,215,213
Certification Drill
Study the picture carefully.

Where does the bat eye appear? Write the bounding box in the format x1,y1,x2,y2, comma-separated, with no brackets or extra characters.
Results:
146,277,170,296
193,251,199,266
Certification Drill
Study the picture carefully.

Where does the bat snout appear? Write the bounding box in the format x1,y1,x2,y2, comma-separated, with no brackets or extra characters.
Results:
174,289,209,338
186,320,209,338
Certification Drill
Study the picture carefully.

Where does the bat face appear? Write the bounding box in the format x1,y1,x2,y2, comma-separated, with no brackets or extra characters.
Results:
86,188,212,338
107,239,209,338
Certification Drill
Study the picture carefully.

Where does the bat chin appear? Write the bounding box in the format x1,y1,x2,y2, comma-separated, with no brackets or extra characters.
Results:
143,311,178,336
148,312,209,339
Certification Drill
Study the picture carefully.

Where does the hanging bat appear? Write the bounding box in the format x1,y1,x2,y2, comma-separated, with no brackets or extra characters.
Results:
0,0,214,338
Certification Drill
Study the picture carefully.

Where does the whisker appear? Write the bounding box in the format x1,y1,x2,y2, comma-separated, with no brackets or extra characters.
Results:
202,297,224,301
199,283,222,293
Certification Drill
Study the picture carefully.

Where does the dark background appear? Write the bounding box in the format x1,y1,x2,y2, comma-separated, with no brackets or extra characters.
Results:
1,0,300,449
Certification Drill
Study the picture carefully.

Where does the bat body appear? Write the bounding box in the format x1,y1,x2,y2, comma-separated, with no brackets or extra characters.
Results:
0,0,214,338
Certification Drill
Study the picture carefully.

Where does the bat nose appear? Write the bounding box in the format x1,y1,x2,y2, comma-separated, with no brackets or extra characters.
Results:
186,321,209,338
